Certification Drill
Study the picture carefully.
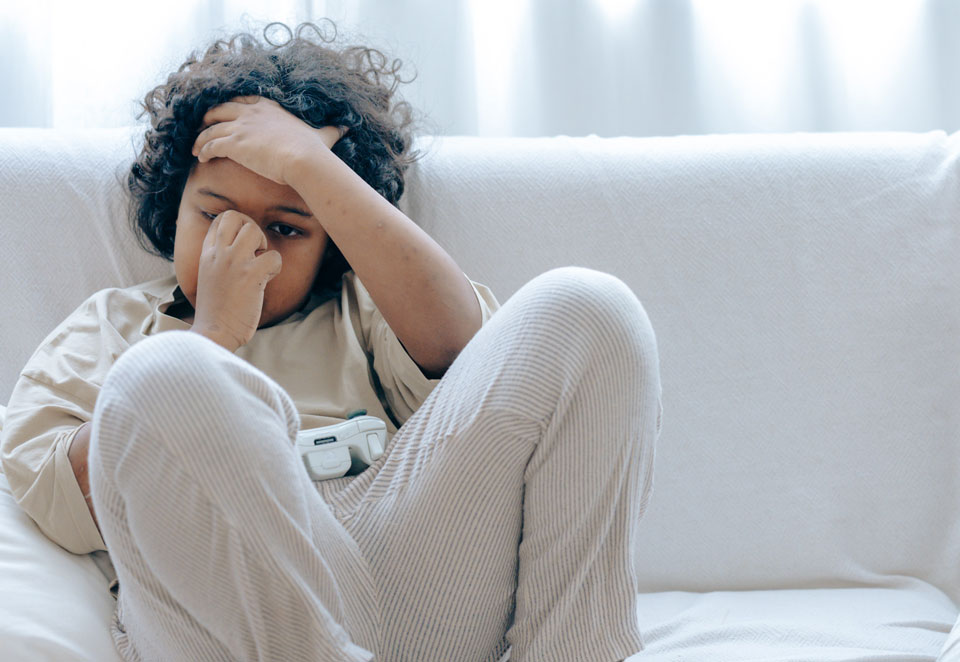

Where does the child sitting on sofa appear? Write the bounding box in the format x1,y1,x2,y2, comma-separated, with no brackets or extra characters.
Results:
0,19,662,662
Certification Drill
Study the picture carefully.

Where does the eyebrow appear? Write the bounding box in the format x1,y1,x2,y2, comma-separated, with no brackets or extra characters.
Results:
196,188,313,218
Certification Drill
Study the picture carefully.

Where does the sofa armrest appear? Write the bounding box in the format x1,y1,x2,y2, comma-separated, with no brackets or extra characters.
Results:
0,469,121,660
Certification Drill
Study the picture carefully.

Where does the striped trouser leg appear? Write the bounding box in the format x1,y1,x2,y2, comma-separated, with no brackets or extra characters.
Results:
88,330,381,661
318,266,663,662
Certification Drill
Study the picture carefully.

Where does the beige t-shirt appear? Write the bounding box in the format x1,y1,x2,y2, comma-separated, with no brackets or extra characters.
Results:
0,270,500,555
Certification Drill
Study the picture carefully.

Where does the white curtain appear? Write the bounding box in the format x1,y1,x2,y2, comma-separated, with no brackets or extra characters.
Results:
2,0,959,136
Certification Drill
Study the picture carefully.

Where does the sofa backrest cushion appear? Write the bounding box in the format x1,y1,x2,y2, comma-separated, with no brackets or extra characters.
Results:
2,128,959,602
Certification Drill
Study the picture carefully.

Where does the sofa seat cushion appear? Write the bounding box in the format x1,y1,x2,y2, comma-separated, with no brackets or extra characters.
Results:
632,585,954,661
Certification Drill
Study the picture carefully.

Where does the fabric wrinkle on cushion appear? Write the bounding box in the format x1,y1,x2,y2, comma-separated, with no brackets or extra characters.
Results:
939,618,960,660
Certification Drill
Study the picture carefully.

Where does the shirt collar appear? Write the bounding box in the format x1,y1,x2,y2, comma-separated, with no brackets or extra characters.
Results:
140,276,190,336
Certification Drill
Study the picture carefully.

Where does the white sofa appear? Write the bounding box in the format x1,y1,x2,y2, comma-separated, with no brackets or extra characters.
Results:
1,127,958,660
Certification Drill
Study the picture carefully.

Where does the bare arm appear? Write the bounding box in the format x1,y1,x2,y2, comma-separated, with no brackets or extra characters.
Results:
286,147,482,377
191,98,482,376
67,422,100,535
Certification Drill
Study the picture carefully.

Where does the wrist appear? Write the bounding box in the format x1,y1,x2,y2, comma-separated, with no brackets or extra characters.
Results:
189,324,241,353
284,138,336,192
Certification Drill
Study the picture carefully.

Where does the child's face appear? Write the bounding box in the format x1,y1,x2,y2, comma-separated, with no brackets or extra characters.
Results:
173,157,330,328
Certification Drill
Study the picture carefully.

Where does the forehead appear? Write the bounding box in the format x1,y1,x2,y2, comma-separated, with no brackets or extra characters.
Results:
185,158,309,211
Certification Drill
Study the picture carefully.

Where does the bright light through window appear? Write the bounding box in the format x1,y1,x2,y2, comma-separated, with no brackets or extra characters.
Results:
595,0,640,20
468,0,531,136
817,0,927,94
691,0,806,131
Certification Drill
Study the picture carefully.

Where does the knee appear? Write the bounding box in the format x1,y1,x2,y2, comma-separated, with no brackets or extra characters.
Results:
95,330,298,452
100,331,232,420
525,266,660,372
536,267,664,443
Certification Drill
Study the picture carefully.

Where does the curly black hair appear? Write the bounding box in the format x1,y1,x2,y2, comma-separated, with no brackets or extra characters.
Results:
127,19,422,296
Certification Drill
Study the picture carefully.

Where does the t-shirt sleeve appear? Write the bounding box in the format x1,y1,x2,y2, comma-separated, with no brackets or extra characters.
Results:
1,295,113,555
345,271,500,427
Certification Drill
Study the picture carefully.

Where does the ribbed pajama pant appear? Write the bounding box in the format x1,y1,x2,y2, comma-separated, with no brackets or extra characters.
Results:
88,266,663,662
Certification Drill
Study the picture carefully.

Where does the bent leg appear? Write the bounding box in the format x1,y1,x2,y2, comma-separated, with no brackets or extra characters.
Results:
89,330,379,662
330,266,661,662
506,268,661,660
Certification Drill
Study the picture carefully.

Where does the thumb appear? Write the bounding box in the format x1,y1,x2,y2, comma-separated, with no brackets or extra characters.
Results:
254,250,282,283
